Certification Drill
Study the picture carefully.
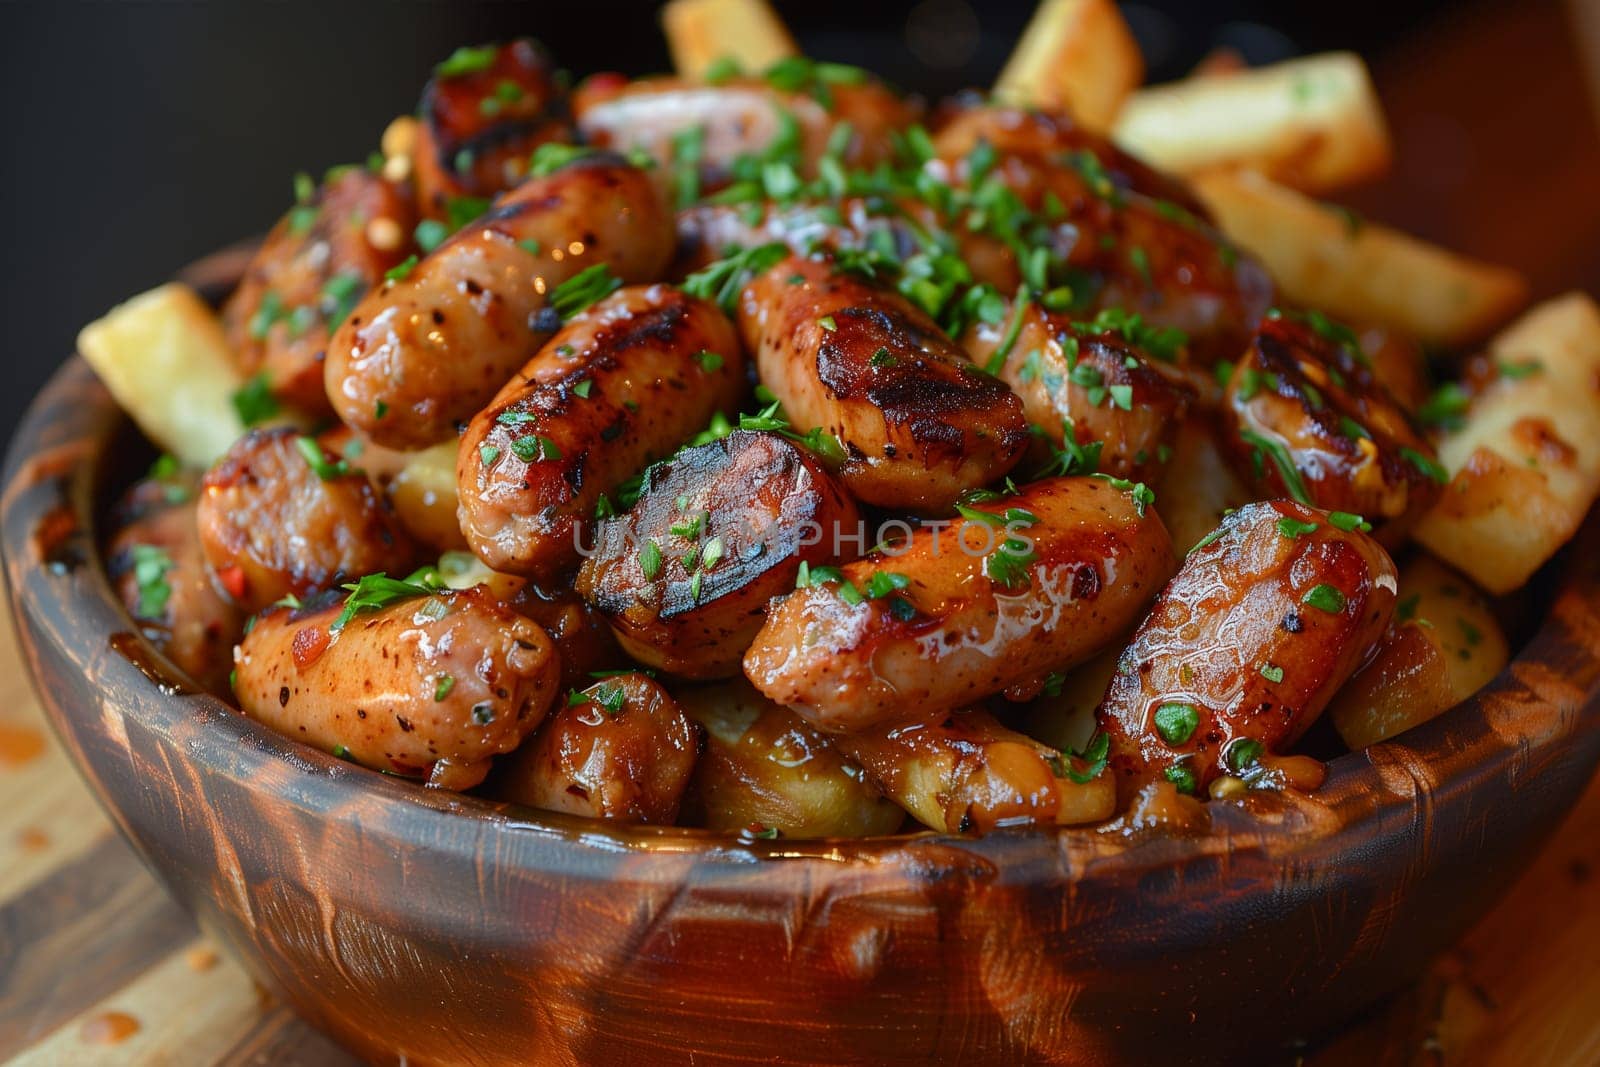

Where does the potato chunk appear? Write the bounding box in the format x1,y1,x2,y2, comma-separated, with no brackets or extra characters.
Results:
1413,294,1600,593
1328,555,1509,749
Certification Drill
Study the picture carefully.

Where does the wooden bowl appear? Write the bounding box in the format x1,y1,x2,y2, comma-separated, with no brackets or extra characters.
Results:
6,248,1600,1065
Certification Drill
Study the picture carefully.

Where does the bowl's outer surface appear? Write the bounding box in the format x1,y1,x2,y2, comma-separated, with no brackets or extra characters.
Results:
6,252,1600,1066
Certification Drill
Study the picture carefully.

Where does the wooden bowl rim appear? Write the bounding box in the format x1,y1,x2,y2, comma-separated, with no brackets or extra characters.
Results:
7,245,1600,881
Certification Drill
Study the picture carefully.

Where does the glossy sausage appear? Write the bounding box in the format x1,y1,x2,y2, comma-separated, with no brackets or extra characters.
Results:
1096,500,1397,801
196,428,420,612
233,585,560,790
1220,311,1443,544
962,299,1193,481
492,673,702,822
458,284,744,580
325,155,675,449
107,471,245,694
223,166,417,415
737,254,1030,511
411,39,575,219
744,476,1176,733
577,429,862,679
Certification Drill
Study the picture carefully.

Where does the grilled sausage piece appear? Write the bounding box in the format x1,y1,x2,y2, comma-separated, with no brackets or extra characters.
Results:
412,39,575,220
458,285,744,581
223,167,417,415
962,299,1193,481
932,105,1209,213
1096,500,1397,802
676,679,905,838
575,76,913,194
508,580,627,691
833,707,1116,833
107,471,245,694
929,109,1274,366
196,428,420,613
325,155,675,449
737,255,1029,511
577,430,862,679
492,673,701,822
233,585,560,790
744,476,1176,734
1220,311,1443,545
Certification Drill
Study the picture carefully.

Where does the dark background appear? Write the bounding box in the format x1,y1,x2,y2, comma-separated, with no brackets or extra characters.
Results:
1,0,1596,440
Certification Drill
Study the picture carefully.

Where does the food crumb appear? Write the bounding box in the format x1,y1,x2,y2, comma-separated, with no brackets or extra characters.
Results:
17,827,49,852
185,945,220,972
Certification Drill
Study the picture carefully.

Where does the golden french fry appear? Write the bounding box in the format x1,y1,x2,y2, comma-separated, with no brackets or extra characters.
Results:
1155,416,1253,556
77,283,246,468
993,0,1143,131
1329,554,1509,749
1413,293,1600,593
660,0,798,80
1114,52,1391,193
1193,169,1527,345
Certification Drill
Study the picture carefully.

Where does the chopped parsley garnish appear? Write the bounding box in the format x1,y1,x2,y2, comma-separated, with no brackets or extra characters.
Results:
510,435,562,462
231,373,280,427
549,264,622,319
1399,446,1449,484
1302,583,1347,614
530,142,600,179
414,218,449,253
128,544,174,620
703,55,742,84
444,195,492,231
984,535,1037,589
682,242,789,313
1163,763,1197,795
332,568,446,631
383,254,419,282
1259,663,1285,683
1059,731,1110,784
435,44,499,79
1277,516,1320,539
320,270,365,331
638,540,663,580
1239,428,1312,504
1073,308,1186,362
1154,702,1199,745
433,674,455,701
1224,737,1265,774
479,445,500,467
1498,358,1543,380
1417,382,1471,430
1092,474,1156,517
1328,511,1372,532
294,436,350,481
694,350,725,373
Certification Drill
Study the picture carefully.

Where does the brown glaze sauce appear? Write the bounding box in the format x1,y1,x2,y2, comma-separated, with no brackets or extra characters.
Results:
108,632,201,697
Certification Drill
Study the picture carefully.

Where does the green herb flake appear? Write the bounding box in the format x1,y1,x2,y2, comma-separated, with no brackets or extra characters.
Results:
295,436,350,481
1302,583,1347,614
1225,737,1265,774
332,568,445,631
383,254,419,283
638,540,663,581
128,543,175,620
1328,511,1372,533
1400,446,1449,485
694,350,725,373
435,44,499,79
231,373,280,427
1277,516,1320,539
433,674,455,701
1163,763,1197,795
1153,702,1199,745
1259,663,1285,683
549,263,622,320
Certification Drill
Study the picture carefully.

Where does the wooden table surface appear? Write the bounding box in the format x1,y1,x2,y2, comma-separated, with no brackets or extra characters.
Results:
3,2,1598,1063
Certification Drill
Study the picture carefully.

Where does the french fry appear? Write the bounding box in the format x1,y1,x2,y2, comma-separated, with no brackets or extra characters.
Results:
992,0,1143,132
1113,53,1392,193
1413,293,1600,593
77,283,246,468
660,0,798,80
1192,169,1527,346
1328,554,1509,749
